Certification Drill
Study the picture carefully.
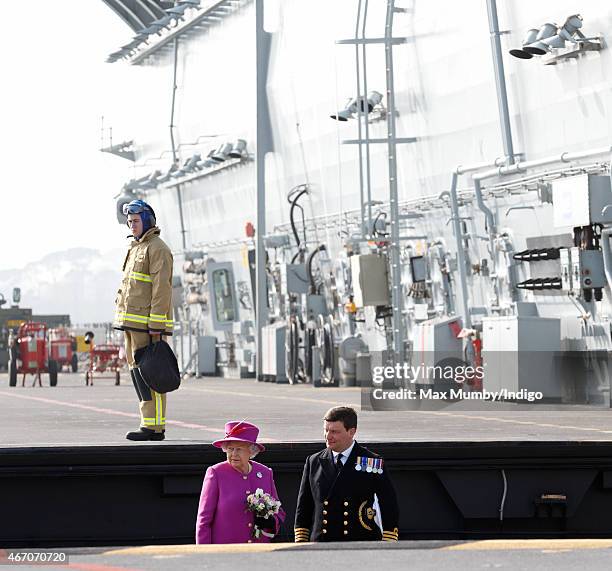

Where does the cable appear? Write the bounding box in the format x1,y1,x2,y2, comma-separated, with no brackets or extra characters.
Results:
499,469,507,521
288,185,309,257
307,245,327,294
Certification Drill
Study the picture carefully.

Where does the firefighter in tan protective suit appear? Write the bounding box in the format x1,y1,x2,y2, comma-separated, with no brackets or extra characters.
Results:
114,199,174,441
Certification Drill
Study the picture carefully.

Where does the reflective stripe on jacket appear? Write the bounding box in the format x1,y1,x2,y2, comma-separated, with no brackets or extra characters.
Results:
113,227,174,335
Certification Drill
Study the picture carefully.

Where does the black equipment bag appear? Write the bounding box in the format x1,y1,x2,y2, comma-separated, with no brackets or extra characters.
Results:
134,338,181,394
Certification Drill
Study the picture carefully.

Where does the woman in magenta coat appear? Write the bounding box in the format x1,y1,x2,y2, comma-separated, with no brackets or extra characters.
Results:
195,421,285,544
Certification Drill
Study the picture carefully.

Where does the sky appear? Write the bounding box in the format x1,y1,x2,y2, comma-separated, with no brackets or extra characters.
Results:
0,0,139,270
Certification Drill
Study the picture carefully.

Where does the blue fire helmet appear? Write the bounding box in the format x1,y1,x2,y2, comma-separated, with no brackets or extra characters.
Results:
123,199,156,234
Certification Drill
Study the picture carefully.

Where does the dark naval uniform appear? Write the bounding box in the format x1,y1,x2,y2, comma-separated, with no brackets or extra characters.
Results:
294,442,399,542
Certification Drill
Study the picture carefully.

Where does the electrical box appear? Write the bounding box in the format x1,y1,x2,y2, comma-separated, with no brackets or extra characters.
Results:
553,174,612,228
350,254,390,307
559,247,606,292
306,294,328,318
576,250,606,289
261,322,287,382
482,316,561,398
197,336,217,376
412,316,463,386
410,256,427,282
280,264,309,294
207,262,239,331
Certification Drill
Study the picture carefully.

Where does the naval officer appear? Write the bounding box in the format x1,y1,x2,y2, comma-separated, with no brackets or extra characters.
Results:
294,406,399,542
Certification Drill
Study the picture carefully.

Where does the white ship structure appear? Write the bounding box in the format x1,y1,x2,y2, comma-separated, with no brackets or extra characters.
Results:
101,0,612,406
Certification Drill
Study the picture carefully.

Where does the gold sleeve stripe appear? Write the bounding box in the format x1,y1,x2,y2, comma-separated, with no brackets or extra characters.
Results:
294,527,310,532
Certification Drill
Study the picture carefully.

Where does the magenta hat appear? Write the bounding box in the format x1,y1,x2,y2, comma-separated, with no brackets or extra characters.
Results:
212,420,265,452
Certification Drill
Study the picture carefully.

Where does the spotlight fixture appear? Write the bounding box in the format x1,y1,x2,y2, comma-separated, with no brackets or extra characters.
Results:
228,139,248,159
330,98,358,121
509,28,539,59
165,4,190,16
363,91,383,112
330,91,384,121
509,15,601,61
211,142,233,162
522,22,557,55
156,163,178,184
197,149,217,169
173,153,202,176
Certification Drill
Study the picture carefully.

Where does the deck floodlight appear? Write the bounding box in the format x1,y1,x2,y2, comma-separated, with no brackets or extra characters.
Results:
196,149,217,169
540,33,567,51
211,143,233,162
560,14,583,40
147,170,162,184
153,15,174,29
228,139,247,159
509,28,539,59
523,22,558,55
330,98,359,121
184,153,202,171
156,163,178,183
166,4,190,16
363,91,383,112
331,91,384,120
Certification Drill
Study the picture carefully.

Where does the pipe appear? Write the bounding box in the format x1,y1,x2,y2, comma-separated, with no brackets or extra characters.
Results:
449,172,472,328
475,146,612,182
385,0,404,362
361,0,373,235
473,177,497,237
169,37,187,251
354,0,366,238
255,0,272,381
455,157,506,175
602,229,612,292
486,0,515,163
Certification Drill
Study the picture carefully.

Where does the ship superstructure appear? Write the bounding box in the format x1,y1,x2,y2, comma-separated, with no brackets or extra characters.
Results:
101,0,612,406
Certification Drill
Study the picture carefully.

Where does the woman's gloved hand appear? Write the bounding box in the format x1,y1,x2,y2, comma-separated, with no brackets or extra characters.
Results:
254,515,275,532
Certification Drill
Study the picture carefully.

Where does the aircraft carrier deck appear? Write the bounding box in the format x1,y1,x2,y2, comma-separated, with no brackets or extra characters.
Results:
3,372,612,549
2,372,612,446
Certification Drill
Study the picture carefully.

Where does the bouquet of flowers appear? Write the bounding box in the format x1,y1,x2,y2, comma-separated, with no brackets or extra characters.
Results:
246,488,282,539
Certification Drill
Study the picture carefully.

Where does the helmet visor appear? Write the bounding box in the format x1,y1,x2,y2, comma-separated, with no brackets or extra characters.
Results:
123,202,146,216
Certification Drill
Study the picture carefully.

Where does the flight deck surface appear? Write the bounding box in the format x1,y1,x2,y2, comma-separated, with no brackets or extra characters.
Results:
1,373,612,447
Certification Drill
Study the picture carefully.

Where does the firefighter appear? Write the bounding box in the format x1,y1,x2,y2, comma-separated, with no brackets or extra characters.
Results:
294,406,399,542
113,199,174,441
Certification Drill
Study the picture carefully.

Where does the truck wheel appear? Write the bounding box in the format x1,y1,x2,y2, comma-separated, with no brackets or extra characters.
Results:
71,353,78,373
8,359,17,387
48,360,58,387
